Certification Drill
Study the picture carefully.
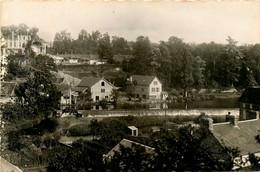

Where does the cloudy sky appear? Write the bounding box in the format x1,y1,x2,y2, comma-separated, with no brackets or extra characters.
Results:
1,1,260,44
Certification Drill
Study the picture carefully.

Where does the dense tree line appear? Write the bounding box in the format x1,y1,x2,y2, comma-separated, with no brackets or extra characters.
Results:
2,23,39,40
52,29,260,90
52,30,132,60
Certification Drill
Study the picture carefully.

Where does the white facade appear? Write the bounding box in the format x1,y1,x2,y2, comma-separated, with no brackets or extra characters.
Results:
91,79,115,102
6,31,31,54
148,77,162,99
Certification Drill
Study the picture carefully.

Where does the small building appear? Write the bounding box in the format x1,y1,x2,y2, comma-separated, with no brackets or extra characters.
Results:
127,126,138,137
239,86,260,120
103,138,155,161
89,59,105,65
73,77,115,102
30,37,48,55
127,75,163,99
68,58,78,64
50,55,64,64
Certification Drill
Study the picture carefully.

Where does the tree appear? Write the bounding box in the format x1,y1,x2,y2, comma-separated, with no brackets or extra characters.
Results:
28,27,39,40
215,36,243,87
47,139,105,172
149,126,234,171
124,36,153,75
53,30,72,54
97,33,113,61
111,36,132,55
110,88,119,109
13,70,61,119
106,144,153,171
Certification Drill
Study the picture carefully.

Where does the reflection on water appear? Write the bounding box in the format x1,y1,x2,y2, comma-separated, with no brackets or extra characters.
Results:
149,98,239,110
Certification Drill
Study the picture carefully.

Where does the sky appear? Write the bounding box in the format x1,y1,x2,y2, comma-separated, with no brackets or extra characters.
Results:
1,1,260,44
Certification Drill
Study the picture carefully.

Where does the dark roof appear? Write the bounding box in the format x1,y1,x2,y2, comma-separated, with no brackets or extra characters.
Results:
131,75,157,86
104,138,155,159
212,119,260,155
239,87,260,104
77,77,102,87
72,86,87,92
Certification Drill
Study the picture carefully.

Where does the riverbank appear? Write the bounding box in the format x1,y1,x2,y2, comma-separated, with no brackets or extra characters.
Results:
79,108,239,118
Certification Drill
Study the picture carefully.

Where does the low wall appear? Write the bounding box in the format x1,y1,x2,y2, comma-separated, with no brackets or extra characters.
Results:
80,108,239,118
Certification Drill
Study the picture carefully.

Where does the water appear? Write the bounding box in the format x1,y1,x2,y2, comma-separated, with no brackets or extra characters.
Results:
150,98,239,110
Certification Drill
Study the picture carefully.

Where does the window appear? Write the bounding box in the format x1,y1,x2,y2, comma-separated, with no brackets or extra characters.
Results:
10,42,12,47
101,89,105,93
14,42,16,47
23,36,25,40
142,95,146,99
152,88,155,92
142,88,144,91
101,81,105,86
19,42,21,47
154,81,158,85
156,88,160,92
105,96,108,99
96,96,99,101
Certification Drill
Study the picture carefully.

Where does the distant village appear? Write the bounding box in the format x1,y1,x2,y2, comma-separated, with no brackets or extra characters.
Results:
0,26,260,171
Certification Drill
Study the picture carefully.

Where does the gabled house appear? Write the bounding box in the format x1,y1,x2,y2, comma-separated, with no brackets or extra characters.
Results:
103,138,155,161
53,71,80,105
73,77,115,102
201,114,260,170
127,75,163,99
30,37,48,55
239,86,260,120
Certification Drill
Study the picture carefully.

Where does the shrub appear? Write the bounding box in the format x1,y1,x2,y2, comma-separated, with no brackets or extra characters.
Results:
68,124,90,136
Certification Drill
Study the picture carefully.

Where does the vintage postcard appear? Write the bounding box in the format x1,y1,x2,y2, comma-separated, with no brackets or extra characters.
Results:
1,1,260,171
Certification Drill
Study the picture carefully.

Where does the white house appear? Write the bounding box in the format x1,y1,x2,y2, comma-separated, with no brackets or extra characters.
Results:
69,58,78,64
73,77,115,102
127,75,163,99
30,37,48,55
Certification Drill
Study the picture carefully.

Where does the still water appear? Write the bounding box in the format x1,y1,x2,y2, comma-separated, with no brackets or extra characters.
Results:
150,98,239,110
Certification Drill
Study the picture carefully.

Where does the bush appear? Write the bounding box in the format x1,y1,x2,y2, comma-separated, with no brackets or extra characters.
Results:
68,124,90,136
22,117,59,135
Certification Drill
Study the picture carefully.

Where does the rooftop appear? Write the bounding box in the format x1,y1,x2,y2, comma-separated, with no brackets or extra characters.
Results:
77,77,102,87
104,138,155,159
212,119,260,155
130,75,157,86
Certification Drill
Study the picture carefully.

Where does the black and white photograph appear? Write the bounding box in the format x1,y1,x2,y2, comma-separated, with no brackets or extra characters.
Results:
0,0,260,171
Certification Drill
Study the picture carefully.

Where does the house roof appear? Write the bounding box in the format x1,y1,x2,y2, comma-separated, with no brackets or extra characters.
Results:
104,138,154,159
77,77,102,87
239,87,260,104
128,126,138,130
52,71,80,86
0,156,23,172
72,86,87,92
211,119,260,155
131,75,157,86
76,77,115,88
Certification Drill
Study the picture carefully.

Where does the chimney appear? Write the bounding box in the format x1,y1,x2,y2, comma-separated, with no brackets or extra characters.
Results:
225,112,231,122
202,117,213,131
255,111,259,120
229,115,238,128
